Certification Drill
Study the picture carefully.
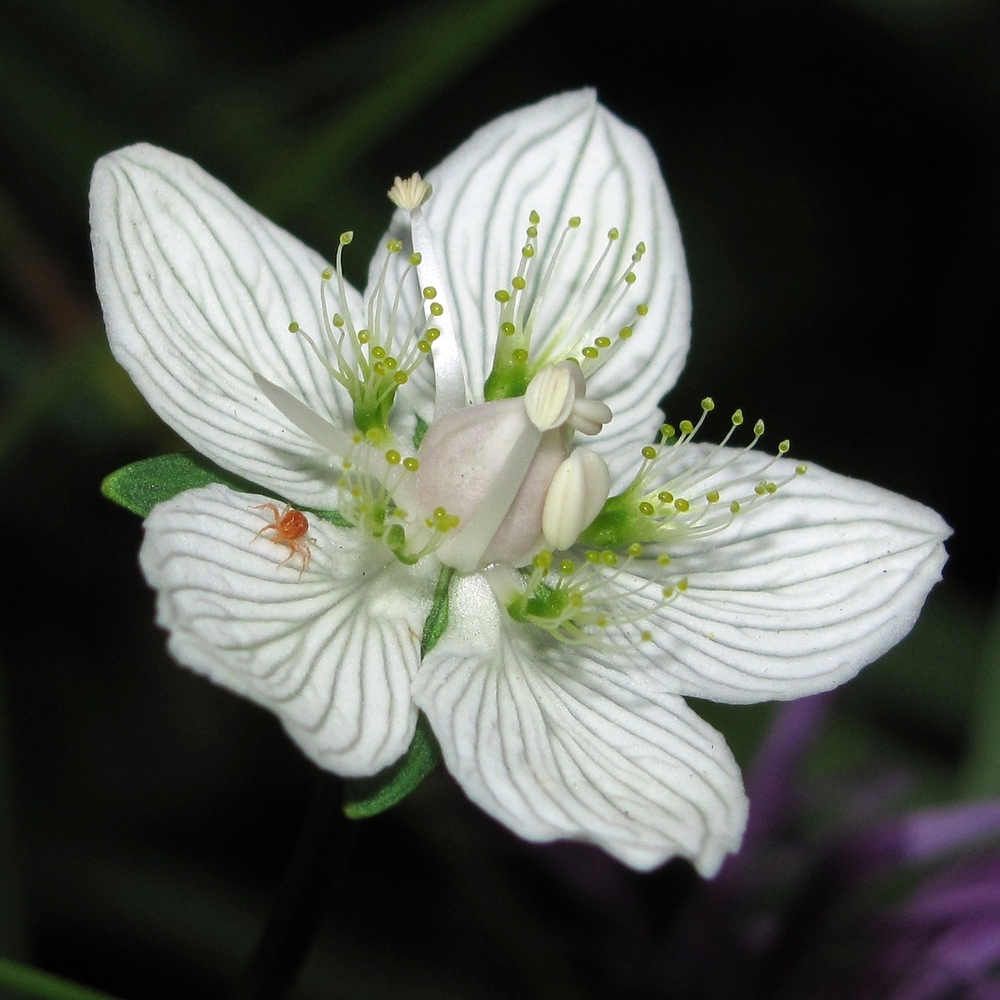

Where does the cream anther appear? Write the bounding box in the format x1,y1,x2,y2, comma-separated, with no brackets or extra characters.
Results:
542,448,612,550
387,172,432,211
524,362,579,431
569,397,613,435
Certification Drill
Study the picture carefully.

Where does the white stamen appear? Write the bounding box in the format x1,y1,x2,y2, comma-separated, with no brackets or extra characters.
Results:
568,397,613,435
524,362,579,431
387,172,432,210
405,208,469,417
542,448,611,551
386,175,471,418
253,373,359,459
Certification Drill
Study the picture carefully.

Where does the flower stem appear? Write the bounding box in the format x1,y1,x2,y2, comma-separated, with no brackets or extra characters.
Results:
231,771,359,1000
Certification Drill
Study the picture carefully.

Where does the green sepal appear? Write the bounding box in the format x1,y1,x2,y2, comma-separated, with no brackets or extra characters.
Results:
101,452,261,518
101,452,353,528
342,565,453,819
412,415,429,450
314,507,354,528
421,565,454,657
342,713,441,819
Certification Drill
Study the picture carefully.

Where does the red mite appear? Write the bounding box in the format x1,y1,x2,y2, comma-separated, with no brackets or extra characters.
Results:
253,503,314,577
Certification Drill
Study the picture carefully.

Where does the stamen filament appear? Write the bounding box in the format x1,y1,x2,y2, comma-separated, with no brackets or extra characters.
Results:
406,207,470,416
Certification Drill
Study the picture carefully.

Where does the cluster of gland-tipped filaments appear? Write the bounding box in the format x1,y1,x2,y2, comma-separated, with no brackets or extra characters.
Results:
335,437,463,564
491,210,650,377
384,499,462,564
336,433,414,520
629,397,807,542
288,232,441,434
510,544,688,645
510,401,806,645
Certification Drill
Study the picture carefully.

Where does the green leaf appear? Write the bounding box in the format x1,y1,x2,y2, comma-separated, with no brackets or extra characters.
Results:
102,452,356,528
100,452,260,518
343,713,441,820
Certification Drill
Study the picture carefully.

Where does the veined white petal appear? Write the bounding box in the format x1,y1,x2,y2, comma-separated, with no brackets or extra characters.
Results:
91,144,363,508
586,449,951,703
414,573,747,874
139,483,436,776
370,90,690,483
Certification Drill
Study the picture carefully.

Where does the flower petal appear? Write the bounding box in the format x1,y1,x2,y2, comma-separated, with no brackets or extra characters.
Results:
139,483,435,776
91,144,362,507
414,573,747,873
371,90,690,483
588,449,950,702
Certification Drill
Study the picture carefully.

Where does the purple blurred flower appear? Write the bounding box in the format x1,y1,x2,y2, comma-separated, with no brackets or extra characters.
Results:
532,698,1000,1000
862,834,1000,999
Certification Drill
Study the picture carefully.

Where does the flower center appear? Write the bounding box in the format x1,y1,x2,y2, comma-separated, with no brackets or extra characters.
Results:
408,361,612,573
254,173,806,648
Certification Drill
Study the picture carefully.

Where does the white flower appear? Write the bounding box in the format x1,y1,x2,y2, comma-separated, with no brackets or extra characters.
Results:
90,90,950,874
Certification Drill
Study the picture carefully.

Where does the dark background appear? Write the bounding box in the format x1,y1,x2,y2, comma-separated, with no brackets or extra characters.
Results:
0,1,997,997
